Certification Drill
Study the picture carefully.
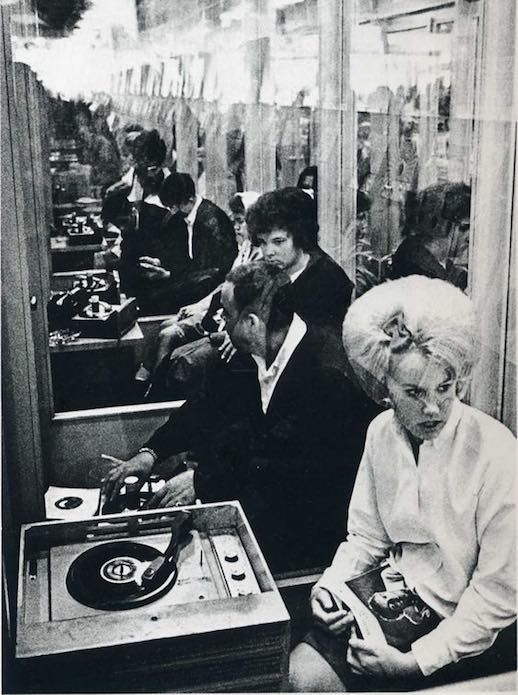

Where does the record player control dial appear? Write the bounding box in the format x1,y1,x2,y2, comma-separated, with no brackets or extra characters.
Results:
211,534,261,596
101,556,140,584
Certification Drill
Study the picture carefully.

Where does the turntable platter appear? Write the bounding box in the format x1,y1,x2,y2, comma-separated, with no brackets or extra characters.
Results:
66,540,178,611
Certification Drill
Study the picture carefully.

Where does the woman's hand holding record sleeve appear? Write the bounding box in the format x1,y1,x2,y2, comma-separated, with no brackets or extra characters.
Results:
311,586,354,635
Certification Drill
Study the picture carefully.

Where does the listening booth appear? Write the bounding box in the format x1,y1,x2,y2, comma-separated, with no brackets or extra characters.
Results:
2,1,517,693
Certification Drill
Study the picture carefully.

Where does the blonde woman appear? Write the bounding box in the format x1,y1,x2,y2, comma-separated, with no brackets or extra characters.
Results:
290,275,516,691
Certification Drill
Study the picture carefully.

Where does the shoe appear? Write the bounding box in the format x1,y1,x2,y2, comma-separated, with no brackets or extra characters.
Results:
135,364,151,382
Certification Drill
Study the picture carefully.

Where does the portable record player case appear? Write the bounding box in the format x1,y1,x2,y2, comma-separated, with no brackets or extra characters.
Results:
70,297,138,338
16,502,290,693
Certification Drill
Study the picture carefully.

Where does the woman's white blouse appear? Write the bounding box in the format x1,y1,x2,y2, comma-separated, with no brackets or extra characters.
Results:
318,398,516,676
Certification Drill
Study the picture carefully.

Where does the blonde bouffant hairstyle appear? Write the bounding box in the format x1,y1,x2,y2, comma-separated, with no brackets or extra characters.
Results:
342,276,480,403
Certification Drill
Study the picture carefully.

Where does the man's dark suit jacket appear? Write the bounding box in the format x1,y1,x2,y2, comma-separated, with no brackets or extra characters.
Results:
120,198,237,315
190,198,237,277
145,326,377,574
293,248,354,333
391,236,467,290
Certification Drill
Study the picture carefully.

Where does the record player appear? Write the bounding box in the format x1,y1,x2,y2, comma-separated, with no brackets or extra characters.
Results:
48,273,120,331
70,296,138,339
16,502,290,693
64,213,103,245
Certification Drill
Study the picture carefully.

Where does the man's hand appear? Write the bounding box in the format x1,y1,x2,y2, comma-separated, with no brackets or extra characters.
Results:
177,303,199,320
347,629,421,678
139,255,161,267
105,180,129,196
100,452,155,502
146,470,196,509
218,331,237,363
311,587,354,635
139,256,170,281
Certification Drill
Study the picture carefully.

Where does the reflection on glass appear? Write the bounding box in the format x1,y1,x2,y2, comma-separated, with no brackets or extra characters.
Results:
9,0,479,411
14,0,323,412
353,3,472,297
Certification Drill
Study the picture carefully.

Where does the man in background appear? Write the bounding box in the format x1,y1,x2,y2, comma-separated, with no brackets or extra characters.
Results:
126,172,236,315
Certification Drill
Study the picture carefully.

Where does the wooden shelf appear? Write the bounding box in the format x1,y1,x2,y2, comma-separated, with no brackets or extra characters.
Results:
49,323,143,353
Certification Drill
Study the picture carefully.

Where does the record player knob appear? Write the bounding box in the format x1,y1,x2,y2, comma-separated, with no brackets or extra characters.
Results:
89,295,100,315
124,475,141,510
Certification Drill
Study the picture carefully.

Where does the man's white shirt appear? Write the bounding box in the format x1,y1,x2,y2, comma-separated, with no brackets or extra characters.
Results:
184,194,203,259
252,313,307,414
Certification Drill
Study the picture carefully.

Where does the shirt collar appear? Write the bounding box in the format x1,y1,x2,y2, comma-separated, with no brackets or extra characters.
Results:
289,254,310,282
252,313,307,413
144,193,167,208
185,195,203,226
427,397,463,447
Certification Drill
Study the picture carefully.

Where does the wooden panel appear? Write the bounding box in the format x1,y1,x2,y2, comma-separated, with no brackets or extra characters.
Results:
317,0,356,280
244,22,276,194
244,102,277,193
49,402,183,487
366,87,406,257
276,106,306,189
14,62,54,458
386,88,405,253
1,6,45,523
205,103,235,209
448,0,480,183
364,88,391,257
176,99,198,183
417,79,440,190
469,0,516,423
501,135,517,435
39,84,54,227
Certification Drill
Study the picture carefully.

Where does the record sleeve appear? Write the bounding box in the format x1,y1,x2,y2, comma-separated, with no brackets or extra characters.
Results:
327,563,440,652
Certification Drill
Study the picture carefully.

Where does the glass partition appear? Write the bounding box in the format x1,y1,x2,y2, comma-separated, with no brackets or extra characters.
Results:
9,0,324,412
8,0,480,414
352,1,473,297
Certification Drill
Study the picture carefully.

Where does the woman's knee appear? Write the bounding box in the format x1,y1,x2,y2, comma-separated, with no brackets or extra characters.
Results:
289,642,346,692
159,316,178,330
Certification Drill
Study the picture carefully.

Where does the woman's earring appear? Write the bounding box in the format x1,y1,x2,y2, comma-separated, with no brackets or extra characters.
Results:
381,397,392,409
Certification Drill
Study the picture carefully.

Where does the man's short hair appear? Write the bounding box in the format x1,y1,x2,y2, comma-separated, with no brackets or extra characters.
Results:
296,165,317,192
159,172,196,207
228,191,261,216
245,187,318,251
226,261,294,332
133,129,166,167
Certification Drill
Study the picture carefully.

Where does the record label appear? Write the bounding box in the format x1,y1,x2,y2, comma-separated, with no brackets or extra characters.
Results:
55,496,83,510
66,540,178,610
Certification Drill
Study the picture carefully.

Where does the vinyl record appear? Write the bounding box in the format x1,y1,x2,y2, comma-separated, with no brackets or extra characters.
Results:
66,540,178,611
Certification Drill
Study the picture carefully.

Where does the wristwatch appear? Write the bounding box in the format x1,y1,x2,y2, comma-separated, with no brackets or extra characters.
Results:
137,447,158,464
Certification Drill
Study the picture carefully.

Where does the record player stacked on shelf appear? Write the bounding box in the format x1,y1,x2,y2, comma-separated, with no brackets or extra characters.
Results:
16,502,290,693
